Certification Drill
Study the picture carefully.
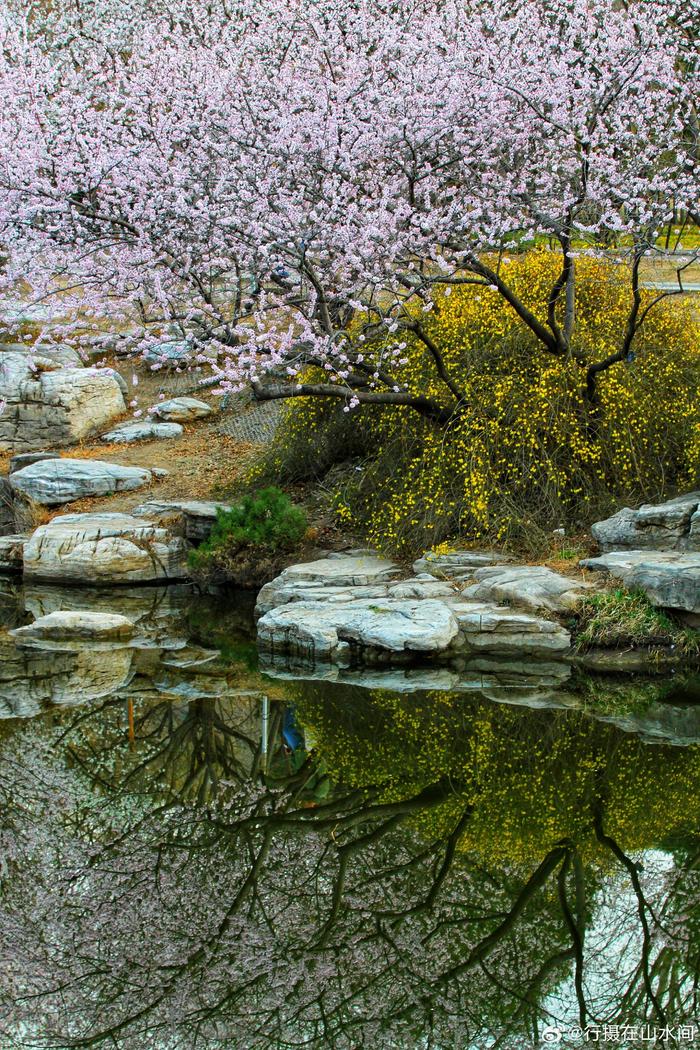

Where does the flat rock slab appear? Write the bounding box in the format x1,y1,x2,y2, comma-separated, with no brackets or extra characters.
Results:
132,499,232,541
23,511,191,584
581,550,700,614
151,397,213,422
256,556,401,616
102,421,183,443
461,565,594,613
257,598,459,659
446,599,571,655
11,611,135,644
412,549,512,578
9,458,153,505
592,492,700,553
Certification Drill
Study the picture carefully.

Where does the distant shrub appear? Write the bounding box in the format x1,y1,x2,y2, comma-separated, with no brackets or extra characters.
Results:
189,487,307,586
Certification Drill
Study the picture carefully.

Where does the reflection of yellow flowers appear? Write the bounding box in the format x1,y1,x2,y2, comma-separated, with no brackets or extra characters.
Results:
257,251,700,555
293,686,700,870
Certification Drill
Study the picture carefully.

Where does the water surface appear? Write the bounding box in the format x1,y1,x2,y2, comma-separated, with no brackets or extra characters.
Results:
1,583,699,1049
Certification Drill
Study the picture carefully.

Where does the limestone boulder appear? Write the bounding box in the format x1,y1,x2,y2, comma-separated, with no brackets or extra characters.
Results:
446,599,571,655
0,352,126,451
0,534,27,573
102,421,183,443
461,565,594,613
257,598,460,659
23,511,191,584
0,476,34,534
591,492,700,553
10,458,153,505
131,499,232,541
581,550,700,614
151,397,213,422
144,341,217,369
9,451,60,474
256,555,401,617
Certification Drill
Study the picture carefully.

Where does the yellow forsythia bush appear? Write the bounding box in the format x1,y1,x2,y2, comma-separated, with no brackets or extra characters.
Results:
252,251,700,555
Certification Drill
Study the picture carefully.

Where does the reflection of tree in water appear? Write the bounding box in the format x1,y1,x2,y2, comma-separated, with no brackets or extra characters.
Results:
1,684,700,1048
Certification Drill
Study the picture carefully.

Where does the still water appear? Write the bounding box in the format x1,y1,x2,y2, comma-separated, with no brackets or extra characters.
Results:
1,581,700,1049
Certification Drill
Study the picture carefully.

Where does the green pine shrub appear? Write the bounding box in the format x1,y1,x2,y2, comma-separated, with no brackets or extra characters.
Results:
189,487,307,587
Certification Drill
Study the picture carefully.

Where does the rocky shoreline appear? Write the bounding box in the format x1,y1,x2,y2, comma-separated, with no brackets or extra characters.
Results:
0,340,697,673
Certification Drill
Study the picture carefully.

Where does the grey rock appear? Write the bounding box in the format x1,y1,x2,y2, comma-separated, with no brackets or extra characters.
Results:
102,421,183,443
23,511,191,584
144,341,192,366
592,492,700,552
30,344,83,368
257,598,459,659
412,549,512,578
100,367,128,395
256,555,400,617
9,451,60,473
144,342,217,369
0,476,34,535
0,353,126,451
151,396,213,422
131,499,232,541
387,578,457,600
0,534,27,573
446,599,571,656
256,556,572,663
461,565,594,613
581,550,700,614
10,458,153,505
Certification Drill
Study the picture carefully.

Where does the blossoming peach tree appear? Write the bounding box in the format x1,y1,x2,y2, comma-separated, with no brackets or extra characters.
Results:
0,0,697,424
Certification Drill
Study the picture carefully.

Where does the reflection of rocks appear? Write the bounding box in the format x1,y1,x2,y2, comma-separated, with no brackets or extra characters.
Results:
151,397,213,422
262,655,571,700
581,551,700,614
257,555,571,665
592,492,700,552
0,352,126,451
23,581,197,626
10,458,153,505
23,512,190,584
591,701,700,747
11,611,136,646
101,421,183,443
0,632,134,718
460,565,594,614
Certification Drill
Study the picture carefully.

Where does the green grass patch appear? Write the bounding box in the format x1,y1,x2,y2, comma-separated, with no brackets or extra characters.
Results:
576,587,700,657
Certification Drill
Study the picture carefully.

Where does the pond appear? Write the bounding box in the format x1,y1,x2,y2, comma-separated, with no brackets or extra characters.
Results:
1,582,700,1049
